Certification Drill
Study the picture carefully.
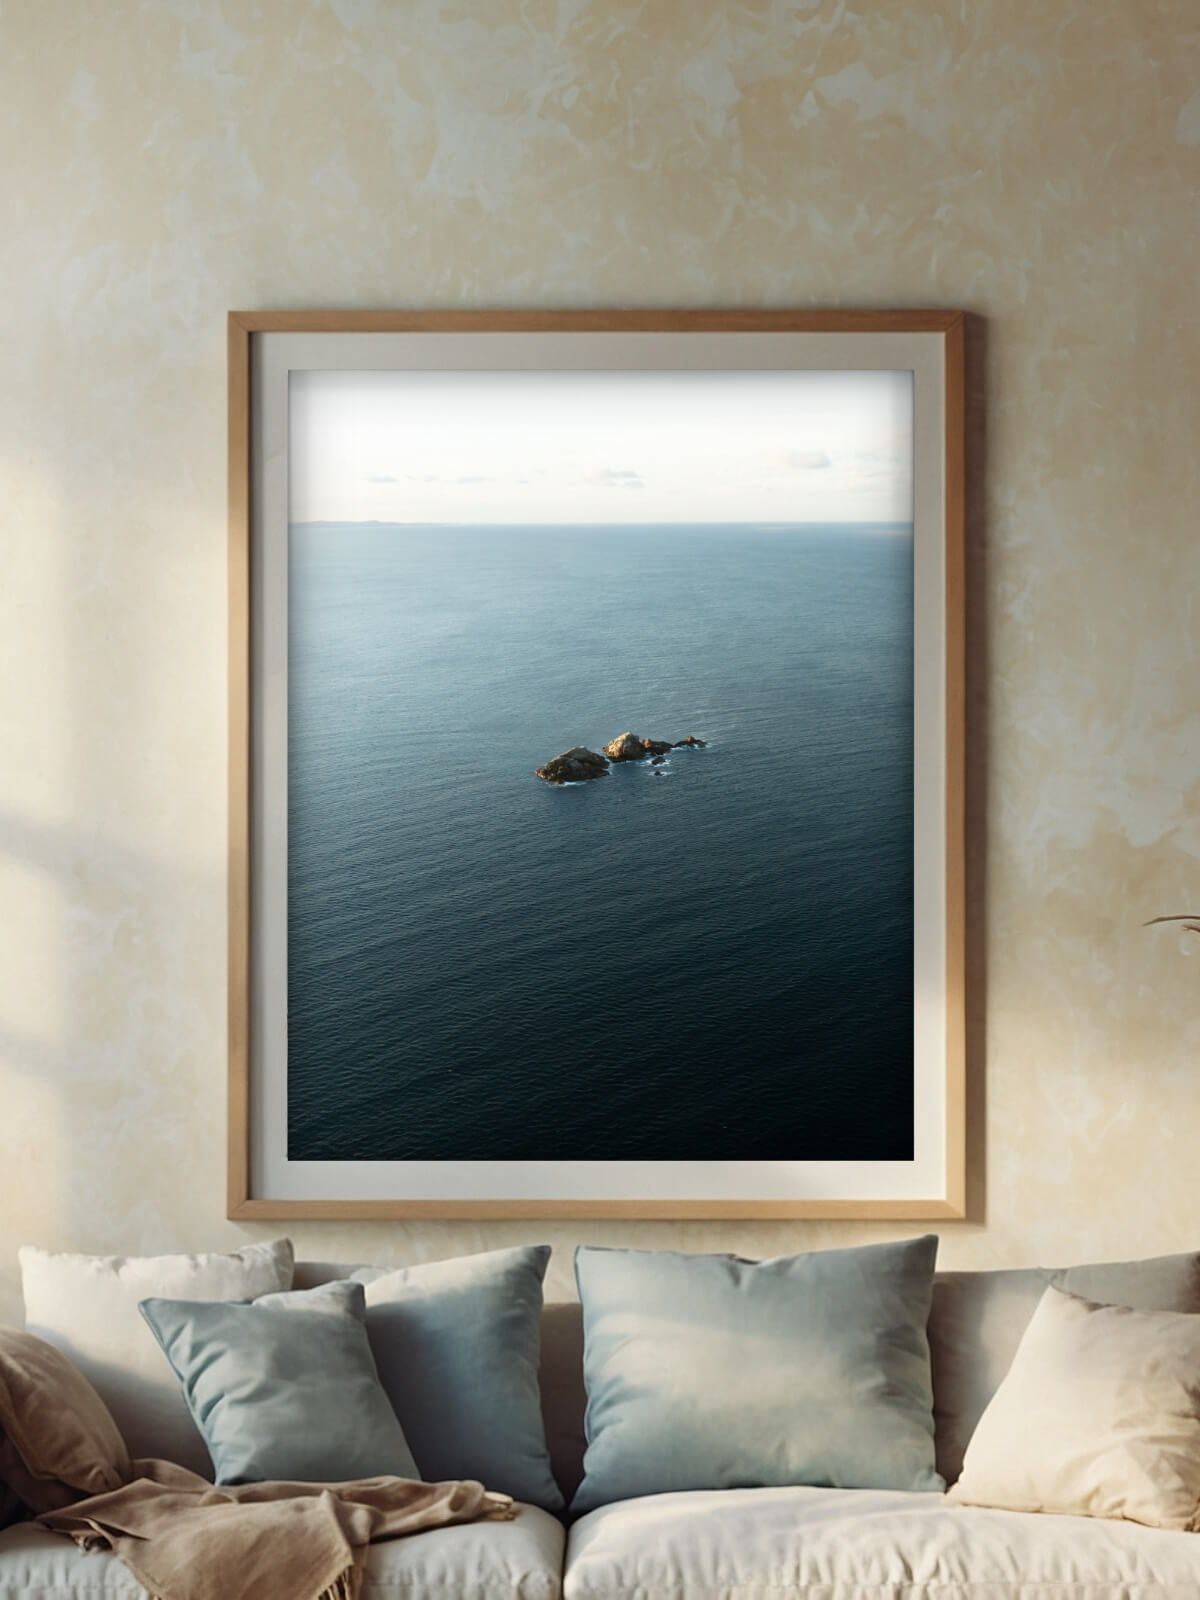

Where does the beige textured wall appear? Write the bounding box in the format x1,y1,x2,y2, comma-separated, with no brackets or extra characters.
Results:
1,1,1198,1324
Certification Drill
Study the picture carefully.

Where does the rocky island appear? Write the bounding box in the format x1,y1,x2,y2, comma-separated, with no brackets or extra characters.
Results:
536,731,707,785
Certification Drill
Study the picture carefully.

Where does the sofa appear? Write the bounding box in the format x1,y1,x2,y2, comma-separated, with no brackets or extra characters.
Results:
2,1242,1200,1599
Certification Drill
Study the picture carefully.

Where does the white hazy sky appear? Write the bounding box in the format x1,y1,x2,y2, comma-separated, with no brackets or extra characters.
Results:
289,368,913,525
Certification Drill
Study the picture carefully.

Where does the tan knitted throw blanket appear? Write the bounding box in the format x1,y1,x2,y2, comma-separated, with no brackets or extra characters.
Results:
0,1324,513,1600
38,1460,515,1600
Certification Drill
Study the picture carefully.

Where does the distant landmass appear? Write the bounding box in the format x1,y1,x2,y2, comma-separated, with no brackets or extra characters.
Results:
536,731,707,784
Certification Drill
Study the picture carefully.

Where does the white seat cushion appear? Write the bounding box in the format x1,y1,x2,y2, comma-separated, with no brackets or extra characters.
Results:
0,1523,146,1597
362,1506,563,1599
0,1506,563,1600
564,1485,1200,1600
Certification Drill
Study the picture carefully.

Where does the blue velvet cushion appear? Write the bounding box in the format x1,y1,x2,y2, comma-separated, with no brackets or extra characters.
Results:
572,1236,943,1512
352,1245,562,1510
139,1280,419,1485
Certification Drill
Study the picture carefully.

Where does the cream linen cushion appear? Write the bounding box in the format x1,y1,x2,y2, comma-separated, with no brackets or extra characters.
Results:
930,1248,1200,1484
20,1240,293,1475
949,1285,1200,1529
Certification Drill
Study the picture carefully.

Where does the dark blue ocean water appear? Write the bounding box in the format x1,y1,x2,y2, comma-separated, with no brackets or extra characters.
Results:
287,523,913,1161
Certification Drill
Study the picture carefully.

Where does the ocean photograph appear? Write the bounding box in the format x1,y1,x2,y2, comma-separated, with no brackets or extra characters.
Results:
286,369,915,1163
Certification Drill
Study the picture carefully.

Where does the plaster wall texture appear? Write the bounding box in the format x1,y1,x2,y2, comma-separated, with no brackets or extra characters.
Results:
0,0,1198,1324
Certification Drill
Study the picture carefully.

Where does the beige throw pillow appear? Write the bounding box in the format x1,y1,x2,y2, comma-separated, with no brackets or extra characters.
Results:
930,1249,1200,1484
949,1285,1200,1529
0,1326,131,1514
20,1240,293,1474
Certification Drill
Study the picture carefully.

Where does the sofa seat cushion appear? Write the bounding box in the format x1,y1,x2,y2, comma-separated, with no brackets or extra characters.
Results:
0,1505,564,1599
0,1523,146,1598
564,1486,1200,1600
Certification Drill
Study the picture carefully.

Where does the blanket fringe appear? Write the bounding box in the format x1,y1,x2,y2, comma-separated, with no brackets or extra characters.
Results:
482,1492,516,1521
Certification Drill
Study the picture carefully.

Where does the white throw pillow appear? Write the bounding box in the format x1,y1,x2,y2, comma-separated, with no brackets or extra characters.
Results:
20,1240,293,1475
949,1284,1200,1530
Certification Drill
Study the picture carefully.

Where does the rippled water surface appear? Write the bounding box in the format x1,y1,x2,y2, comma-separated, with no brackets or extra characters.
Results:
287,523,913,1160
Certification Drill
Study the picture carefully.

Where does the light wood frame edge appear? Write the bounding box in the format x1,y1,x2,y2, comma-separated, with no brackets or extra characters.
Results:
941,313,967,1220
228,1197,966,1221
227,308,969,1222
228,312,253,1217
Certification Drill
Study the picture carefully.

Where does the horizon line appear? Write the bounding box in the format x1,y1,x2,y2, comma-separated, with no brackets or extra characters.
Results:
288,518,916,530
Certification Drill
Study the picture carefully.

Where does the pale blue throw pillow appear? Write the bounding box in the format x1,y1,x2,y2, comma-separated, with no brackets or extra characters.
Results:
139,1280,419,1485
572,1236,943,1512
350,1245,562,1510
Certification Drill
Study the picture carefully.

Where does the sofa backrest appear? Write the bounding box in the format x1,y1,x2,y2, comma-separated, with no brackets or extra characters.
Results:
538,1303,587,1500
296,1249,1200,1503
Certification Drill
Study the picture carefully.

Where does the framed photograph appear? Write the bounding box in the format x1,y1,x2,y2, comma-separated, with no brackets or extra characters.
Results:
228,310,965,1219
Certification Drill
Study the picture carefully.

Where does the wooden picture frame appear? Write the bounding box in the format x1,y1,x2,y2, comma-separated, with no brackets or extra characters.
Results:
228,309,965,1220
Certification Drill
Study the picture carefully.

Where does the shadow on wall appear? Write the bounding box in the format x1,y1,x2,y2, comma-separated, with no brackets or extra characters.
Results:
0,442,227,1325
963,312,989,1229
